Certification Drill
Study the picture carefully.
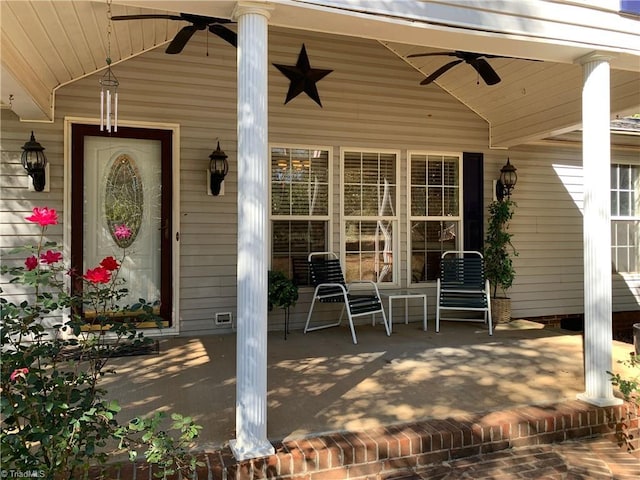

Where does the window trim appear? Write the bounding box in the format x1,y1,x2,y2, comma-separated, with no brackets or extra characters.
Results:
340,147,401,286
407,150,464,286
268,143,334,283
611,162,640,276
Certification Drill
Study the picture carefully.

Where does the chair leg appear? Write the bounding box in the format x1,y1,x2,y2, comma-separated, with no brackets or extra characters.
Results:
284,307,289,340
346,310,358,345
435,284,441,333
304,297,318,334
305,290,346,333
366,302,390,335
379,308,391,336
486,295,493,336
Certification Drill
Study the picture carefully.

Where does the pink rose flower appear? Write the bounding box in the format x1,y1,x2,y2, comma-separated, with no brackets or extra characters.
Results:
25,256,38,271
100,256,120,271
114,224,132,240
84,267,112,284
40,250,62,265
10,368,29,382
26,207,58,227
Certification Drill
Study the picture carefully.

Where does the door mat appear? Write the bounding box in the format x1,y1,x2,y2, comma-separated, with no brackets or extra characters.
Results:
56,340,160,360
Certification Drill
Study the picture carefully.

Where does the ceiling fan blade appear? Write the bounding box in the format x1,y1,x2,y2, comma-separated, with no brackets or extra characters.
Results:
209,24,237,47
420,59,463,85
111,14,183,21
112,12,237,54
468,58,501,85
407,51,458,59
165,25,198,54
178,13,226,25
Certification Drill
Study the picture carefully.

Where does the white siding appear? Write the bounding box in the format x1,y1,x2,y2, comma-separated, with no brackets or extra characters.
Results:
1,27,638,336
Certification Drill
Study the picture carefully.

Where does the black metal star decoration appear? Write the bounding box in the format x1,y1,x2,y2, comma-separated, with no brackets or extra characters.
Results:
273,44,333,107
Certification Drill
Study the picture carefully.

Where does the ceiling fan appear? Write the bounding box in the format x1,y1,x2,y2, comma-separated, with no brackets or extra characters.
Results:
406,50,528,86
111,13,237,54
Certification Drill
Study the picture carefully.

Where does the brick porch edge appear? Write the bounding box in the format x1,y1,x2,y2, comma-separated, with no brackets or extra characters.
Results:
90,399,638,480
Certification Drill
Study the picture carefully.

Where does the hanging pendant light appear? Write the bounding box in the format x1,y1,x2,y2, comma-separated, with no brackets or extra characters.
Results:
100,0,118,132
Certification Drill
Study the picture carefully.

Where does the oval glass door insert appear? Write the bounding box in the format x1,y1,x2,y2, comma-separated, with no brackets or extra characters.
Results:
104,154,143,248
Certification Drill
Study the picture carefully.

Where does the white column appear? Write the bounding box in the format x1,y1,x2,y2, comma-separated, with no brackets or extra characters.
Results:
576,52,622,407
230,1,275,460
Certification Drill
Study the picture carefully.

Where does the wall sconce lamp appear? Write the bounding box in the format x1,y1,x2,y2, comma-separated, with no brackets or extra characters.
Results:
495,157,517,201
209,141,228,196
21,131,48,192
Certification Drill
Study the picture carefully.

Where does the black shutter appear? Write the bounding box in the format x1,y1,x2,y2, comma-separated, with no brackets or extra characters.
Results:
463,152,484,252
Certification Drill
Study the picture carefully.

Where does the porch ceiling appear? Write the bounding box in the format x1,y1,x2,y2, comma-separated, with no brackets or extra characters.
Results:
1,1,183,120
2,0,639,148
381,42,640,148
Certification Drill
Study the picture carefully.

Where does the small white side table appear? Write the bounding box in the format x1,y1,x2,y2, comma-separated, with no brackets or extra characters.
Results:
379,290,427,332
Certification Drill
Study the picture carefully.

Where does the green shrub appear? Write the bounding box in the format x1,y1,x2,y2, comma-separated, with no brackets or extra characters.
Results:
268,270,299,310
608,352,639,452
484,199,518,297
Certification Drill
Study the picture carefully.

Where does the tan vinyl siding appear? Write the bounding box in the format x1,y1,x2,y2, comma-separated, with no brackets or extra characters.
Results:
502,142,640,319
1,26,638,336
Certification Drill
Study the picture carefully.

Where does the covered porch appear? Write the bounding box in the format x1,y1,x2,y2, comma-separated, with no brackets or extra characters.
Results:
2,0,639,465
103,319,638,451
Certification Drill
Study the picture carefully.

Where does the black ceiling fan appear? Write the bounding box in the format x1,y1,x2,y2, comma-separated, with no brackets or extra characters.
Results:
111,13,237,54
406,50,528,86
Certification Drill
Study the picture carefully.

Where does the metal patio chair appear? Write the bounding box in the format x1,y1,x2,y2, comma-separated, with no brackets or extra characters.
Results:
436,250,493,335
304,252,391,344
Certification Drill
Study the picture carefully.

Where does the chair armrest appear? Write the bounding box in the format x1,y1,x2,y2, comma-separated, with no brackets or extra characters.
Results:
347,280,381,296
441,287,486,294
348,280,377,286
317,282,348,290
315,283,349,297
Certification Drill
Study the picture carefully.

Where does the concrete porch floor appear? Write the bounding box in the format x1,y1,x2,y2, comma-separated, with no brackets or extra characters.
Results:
102,319,637,452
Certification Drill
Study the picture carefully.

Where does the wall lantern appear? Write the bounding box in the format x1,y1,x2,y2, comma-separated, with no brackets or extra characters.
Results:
495,157,517,201
209,141,229,196
21,131,48,192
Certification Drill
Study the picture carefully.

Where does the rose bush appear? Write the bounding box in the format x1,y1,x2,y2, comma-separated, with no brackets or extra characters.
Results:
1,207,202,479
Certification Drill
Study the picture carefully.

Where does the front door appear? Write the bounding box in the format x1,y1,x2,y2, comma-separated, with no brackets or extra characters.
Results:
71,124,173,325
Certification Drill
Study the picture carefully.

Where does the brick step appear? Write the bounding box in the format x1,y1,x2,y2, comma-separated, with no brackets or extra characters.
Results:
89,399,638,480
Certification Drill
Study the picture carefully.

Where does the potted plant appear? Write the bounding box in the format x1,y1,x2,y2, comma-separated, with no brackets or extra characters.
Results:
484,198,518,323
268,270,299,338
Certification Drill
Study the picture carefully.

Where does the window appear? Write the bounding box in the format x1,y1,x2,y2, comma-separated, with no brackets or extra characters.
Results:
409,152,462,282
270,146,331,285
342,149,398,283
611,163,640,273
